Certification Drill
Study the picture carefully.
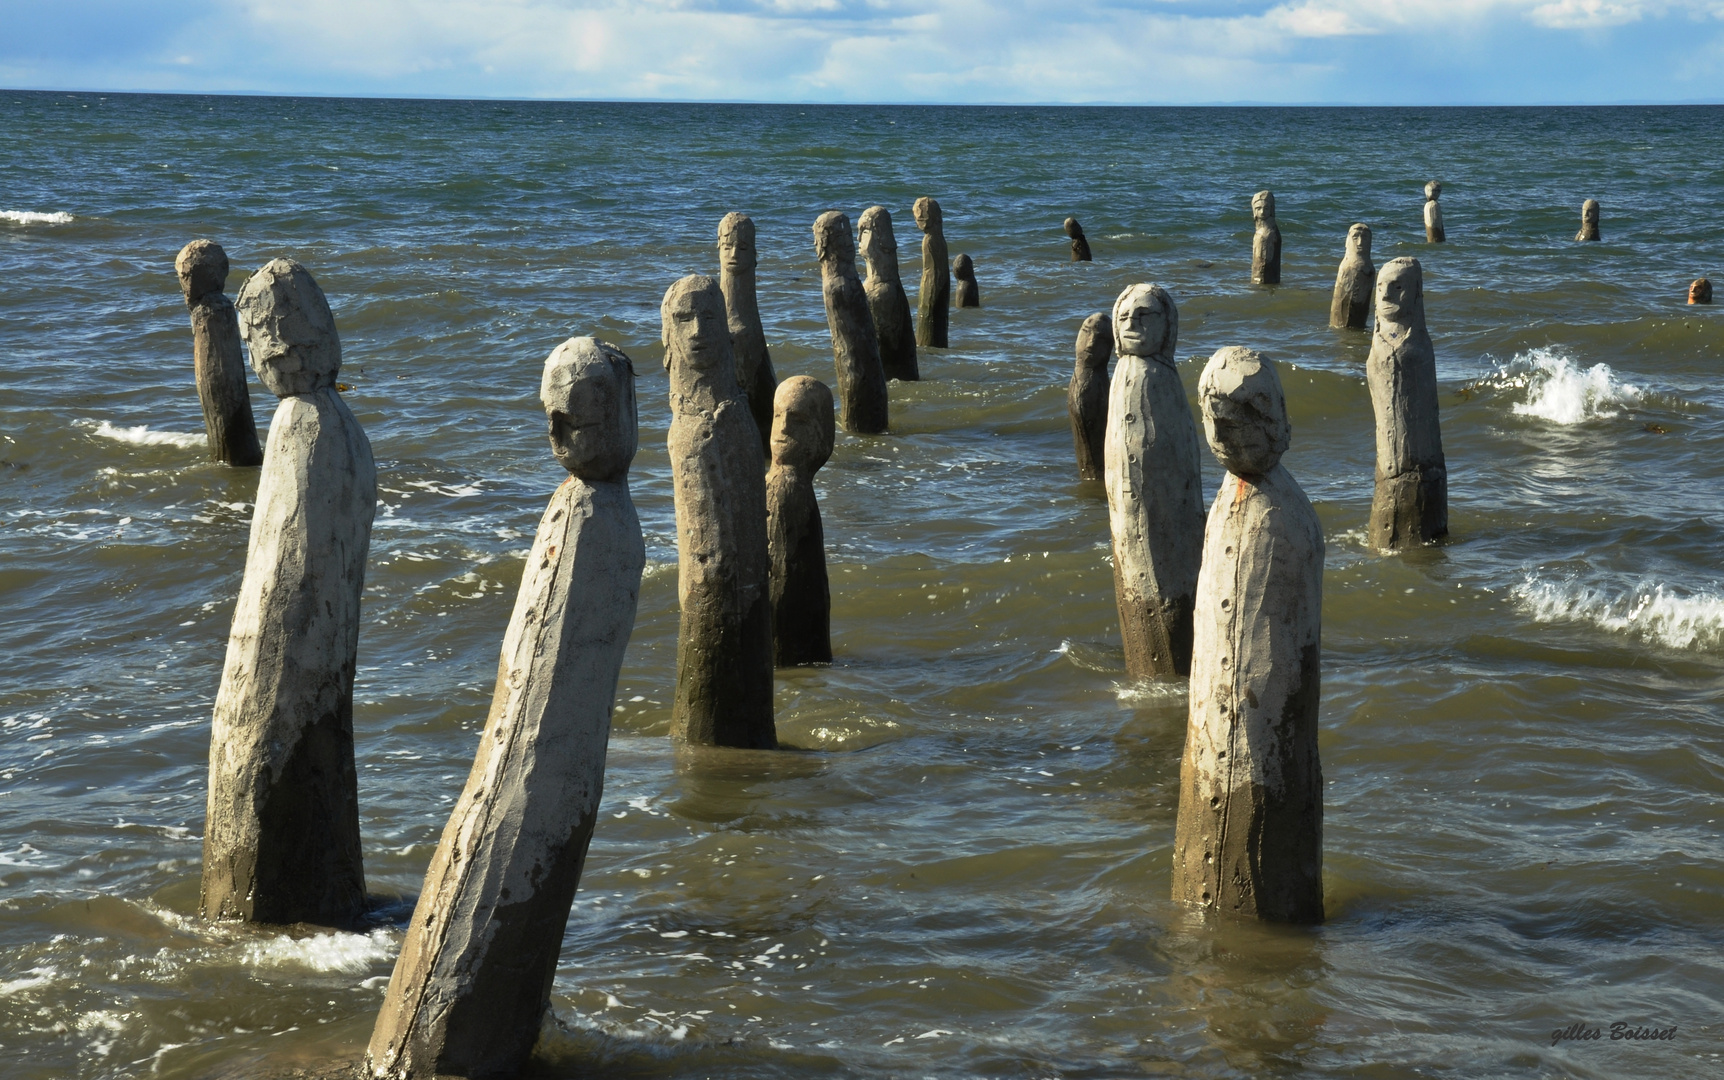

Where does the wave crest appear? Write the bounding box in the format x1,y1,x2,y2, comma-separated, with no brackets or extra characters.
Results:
1,210,73,225
1514,572,1724,651
87,420,206,450
1475,348,1644,424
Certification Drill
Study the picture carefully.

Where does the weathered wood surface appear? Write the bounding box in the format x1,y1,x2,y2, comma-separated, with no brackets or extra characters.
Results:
201,259,373,926
718,212,778,452
1690,277,1713,305
663,275,777,749
1366,257,1448,548
858,205,919,381
814,211,889,435
952,253,979,308
1174,346,1324,925
1423,180,1445,243
1576,198,1600,242
767,376,835,667
1064,216,1092,262
177,239,263,466
366,337,644,1080
913,197,950,349
1328,223,1375,330
1103,283,1205,679
1251,190,1281,286
1068,312,1111,481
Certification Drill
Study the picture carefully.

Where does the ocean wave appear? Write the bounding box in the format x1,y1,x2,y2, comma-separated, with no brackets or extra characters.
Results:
1514,572,1724,651
1478,348,1643,424
1,210,73,225
238,928,395,974
87,420,205,450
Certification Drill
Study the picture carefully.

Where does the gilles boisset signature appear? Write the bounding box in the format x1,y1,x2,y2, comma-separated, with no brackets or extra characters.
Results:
1551,1022,1678,1046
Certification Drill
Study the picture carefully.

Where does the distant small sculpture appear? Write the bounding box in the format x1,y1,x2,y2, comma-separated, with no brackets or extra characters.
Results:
767,376,835,667
1174,346,1324,925
913,197,950,349
952,253,979,308
662,275,776,749
1367,258,1448,548
202,259,374,926
1329,223,1375,330
366,337,644,1080
1576,199,1601,242
1251,190,1281,285
718,213,779,453
813,211,889,434
176,240,262,466
1104,284,1205,679
1065,217,1092,262
858,205,919,381
1424,181,1445,243
1068,313,1112,481
1690,278,1713,305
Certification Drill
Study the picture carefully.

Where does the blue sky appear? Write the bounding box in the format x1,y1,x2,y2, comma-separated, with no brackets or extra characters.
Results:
3,0,1723,104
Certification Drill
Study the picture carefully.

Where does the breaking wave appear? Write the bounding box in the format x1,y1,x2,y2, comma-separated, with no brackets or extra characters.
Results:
1480,348,1644,424
1514,572,1724,651
1,210,73,225
87,420,206,450
238,928,395,974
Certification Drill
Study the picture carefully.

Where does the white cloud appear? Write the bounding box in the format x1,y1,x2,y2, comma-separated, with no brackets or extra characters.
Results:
1528,0,1651,28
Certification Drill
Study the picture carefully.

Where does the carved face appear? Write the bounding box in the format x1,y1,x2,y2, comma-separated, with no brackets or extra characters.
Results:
857,206,895,267
770,375,835,471
659,274,731,376
1375,257,1423,325
1200,346,1290,477
952,253,973,279
541,337,638,482
813,211,856,265
1582,199,1600,225
235,258,341,397
1348,223,1372,258
718,213,756,275
1689,278,1712,304
1252,190,1275,223
1111,283,1177,362
913,196,941,233
175,239,228,304
1425,180,1442,202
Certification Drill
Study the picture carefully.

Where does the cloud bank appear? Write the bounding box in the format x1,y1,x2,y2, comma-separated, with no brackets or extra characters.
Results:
3,0,1723,102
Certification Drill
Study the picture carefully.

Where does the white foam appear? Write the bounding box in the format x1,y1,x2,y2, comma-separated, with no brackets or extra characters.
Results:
0,966,58,996
1,210,73,225
1515,573,1724,651
1487,349,1643,424
239,928,395,974
88,420,205,450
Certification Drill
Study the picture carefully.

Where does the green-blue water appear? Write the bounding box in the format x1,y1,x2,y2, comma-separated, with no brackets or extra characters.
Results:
1,93,1722,1078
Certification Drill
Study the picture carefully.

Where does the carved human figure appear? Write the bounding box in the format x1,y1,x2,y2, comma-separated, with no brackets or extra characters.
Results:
1173,346,1324,925
201,259,374,926
1068,313,1112,481
662,275,777,748
913,196,950,349
952,253,979,308
1065,216,1092,262
767,376,835,667
1104,284,1205,678
1329,223,1375,330
857,206,919,381
813,211,889,435
717,213,779,453
176,240,263,466
1690,278,1713,305
366,338,644,1080
1576,199,1601,242
1367,257,1448,548
1424,181,1445,243
1251,190,1281,285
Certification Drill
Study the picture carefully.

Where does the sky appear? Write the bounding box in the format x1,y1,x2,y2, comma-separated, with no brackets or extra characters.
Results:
3,0,1724,104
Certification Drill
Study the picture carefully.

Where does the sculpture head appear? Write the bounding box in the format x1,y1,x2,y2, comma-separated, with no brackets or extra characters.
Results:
813,211,856,266
1689,277,1712,305
1252,190,1276,224
1063,216,1084,239
1582,198,1600,225
857,206,897,272
1425,180,1442,202
176,239,229,305
1110,283,1178,365
1347,222,1372,259
913,196,942,233
1200,346,1290,478
1374,257,1423,327
1076,313,1112,371
770,375,835,472
952,253,975,280
235,258,341,396
718,212,757,275
659,274,733,380
540,336,638,482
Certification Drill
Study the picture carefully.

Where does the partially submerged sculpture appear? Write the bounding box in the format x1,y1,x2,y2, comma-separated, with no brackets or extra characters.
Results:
201,259,374,926
1690,278,1713,305
952,253,979,308
1065,217,1092,262
767,376,835,667
1367,257,1448,548
1329,223,1375,330
813,210,889,434
366,337,644,1080
913,196,950,349
1251,190,1281,285
1068,313,1112,481
858,205,919,381
1173,346,1324,925
718,213,779,452
1576,199,1600,242
663,275,777,748
176,239,263,466
1424,181,1445,243
1104,283,1204,678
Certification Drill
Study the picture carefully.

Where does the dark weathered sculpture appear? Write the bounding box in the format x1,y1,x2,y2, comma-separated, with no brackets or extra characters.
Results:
366,337,644,1079
201,259,373,926
952,253,979,308
813,210,889,435
176,240,263,466
1064,216,1092,262
1424,181,1445,243
1329,223,1375,330
767,376,835,667
1367,258,1448,548
1174,346,1324,925
858,205,919,381
718,213,778,452
1690,278,1713,305
913,196,950,349
1251,190,1281,286
1576,199,1600,242
1068,313,1112,481
662,275,776,749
